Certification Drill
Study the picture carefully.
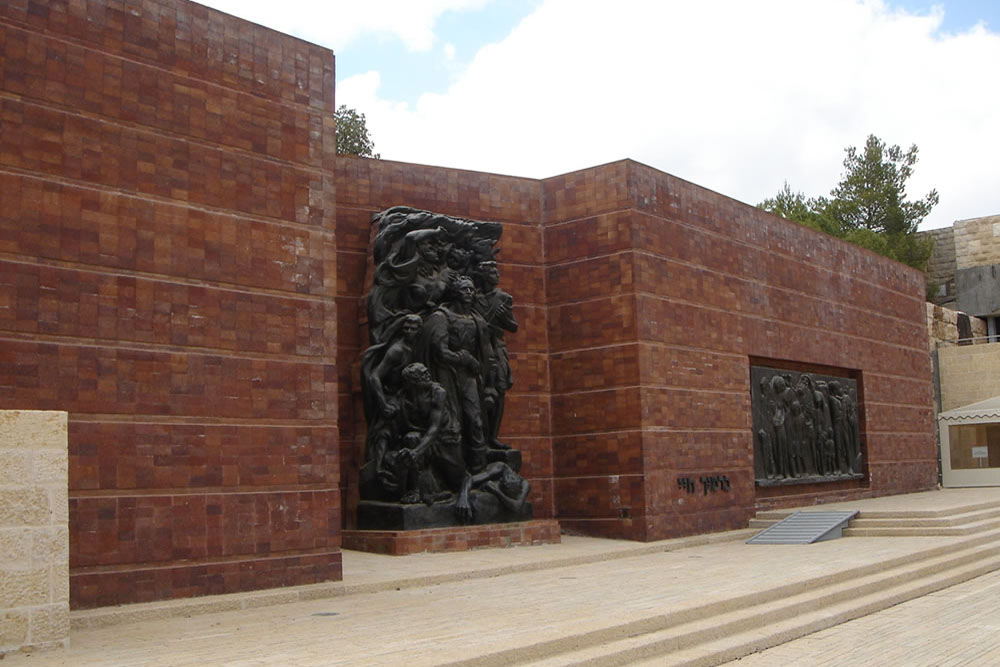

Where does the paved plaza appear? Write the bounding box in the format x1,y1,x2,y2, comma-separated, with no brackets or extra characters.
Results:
724,568,1000,666
7,488,1000,666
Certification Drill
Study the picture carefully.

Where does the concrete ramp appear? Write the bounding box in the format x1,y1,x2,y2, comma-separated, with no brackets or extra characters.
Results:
747,510,859,544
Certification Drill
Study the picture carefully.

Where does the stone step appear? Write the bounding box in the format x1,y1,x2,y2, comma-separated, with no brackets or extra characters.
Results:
643,550,1000,667
504,536,1000,667
753,497,1000,523
748,520,998,536
844,512,1000,537
849,498,1000,519
71,529,760,630
751,500,1000,536
850,505,1000,527
449,529,1000,667
844,519,1000,537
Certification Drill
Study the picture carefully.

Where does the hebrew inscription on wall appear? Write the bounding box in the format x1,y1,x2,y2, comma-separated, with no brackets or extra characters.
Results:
751,366,864,486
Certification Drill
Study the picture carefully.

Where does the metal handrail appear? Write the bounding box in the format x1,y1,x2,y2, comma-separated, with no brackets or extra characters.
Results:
936,335,1000,347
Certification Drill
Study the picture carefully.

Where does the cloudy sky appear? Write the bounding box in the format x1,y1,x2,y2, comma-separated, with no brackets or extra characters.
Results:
194,0,999,230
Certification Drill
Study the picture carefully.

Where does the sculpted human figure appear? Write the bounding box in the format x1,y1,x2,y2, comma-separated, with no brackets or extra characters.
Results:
395,362,466,506
757,376,778,479
371,207,443,264
406,228,451,312
362,314,422,422
811,380,835,475
474,260,517,450
446,244,473,274
789,400,807,477
753,367,863,484
359,207,530,528
828,381,854,474
368,226,448,343
455,461,531,522
424,276,492,473
793,375,817,475
769,375,792,478
360,315,423,502
845,387,861,471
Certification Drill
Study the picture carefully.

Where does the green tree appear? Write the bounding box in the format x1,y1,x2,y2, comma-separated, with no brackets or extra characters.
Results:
759,134,937,270
759,181,838,237
335,105,380,158
826,135,938,236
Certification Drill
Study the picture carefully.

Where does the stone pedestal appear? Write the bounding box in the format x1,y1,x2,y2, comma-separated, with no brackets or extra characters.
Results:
357,493,532,531
343,519,561,555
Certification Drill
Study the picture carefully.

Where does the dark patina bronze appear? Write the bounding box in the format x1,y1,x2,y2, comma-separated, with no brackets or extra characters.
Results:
358,207,530,529
751,366,864,486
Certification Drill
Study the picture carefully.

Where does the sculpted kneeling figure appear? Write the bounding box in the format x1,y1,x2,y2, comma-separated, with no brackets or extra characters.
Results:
386,362,465,505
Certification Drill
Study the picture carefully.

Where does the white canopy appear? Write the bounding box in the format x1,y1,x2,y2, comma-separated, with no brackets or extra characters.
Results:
939,396,1000,423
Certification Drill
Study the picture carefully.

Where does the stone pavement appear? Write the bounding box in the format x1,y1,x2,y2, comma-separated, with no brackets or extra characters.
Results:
721,568,1000,667
7,488,1000,666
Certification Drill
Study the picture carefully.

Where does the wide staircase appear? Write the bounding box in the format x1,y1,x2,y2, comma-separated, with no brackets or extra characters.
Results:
751,498,1000,537
67,489,1000,667
466,493,1000,667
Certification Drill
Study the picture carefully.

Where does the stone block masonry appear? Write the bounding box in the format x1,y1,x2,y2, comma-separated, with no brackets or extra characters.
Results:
927,303,986,349
938,344,1000,412
0,0,340,609
951,217,1000,317
954,215,1000,270
0,411,69,655
336,158,938,543
540,162,937,538
923,215,1000,310
1,0,938,610
923,226,956,303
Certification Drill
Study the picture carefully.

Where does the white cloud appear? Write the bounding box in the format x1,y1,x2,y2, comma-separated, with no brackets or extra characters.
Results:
194,0,488,52
336,0,1000,229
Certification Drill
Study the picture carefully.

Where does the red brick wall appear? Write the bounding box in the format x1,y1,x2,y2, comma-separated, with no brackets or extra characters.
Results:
542,162,647,538
542,161,937,539
2,0,938,610
334,157,554,527
336,157,935,542
0,0,340,608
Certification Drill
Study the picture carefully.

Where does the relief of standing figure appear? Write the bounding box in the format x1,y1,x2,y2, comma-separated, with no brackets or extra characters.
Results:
751,367,863,485
423,276,493,474
473,260,517,451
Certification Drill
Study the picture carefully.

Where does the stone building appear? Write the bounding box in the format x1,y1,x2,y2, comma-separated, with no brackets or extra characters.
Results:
0,0,938,624
922,217,1000,488
924,215,1000,339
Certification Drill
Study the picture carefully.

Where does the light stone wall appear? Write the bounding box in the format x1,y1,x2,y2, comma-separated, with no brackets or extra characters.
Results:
0,411,69,655
938,345,1000,412
922,226,956,304
954,215,1000,270
926,302,987,350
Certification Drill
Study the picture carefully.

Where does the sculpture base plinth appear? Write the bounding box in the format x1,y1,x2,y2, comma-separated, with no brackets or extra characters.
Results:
755,472,865,487
342,519,561,556
357,491,532,531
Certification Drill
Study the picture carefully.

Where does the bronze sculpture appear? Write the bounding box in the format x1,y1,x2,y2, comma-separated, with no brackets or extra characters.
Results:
358,207,531,529
751,366,864,486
